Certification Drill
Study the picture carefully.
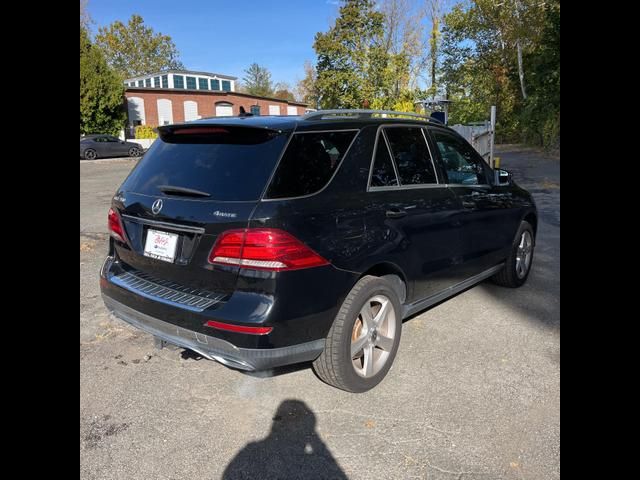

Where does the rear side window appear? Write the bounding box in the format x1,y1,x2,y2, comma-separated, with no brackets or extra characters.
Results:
384,127,437,185
120,127,289,201
370,135,398,187
266,130,357,199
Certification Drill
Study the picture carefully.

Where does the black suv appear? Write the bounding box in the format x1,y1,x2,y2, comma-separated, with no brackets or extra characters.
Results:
100,110,537,392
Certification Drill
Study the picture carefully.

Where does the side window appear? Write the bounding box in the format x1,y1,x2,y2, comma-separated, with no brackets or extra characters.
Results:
430,130,488,185
266,130,357,199
369,134,398,188
384,127,437,185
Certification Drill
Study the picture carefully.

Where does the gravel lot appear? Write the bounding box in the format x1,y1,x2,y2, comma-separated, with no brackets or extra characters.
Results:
80,145,559,480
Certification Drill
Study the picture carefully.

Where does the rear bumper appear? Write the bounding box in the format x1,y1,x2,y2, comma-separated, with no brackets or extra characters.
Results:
102,294,325,371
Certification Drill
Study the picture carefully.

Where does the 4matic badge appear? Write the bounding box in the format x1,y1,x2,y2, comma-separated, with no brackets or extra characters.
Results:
212,210,237,218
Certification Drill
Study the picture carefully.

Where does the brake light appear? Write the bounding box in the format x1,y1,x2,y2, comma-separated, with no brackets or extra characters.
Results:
108,208,126,242
204,320,273,335
173,127,229,135
209,228,329,271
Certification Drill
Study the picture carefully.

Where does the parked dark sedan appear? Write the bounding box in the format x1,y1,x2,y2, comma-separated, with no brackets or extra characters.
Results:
100,110,537,392
80,135,143,160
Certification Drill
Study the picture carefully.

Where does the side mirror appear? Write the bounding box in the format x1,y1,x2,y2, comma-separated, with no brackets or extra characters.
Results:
494,168,512,186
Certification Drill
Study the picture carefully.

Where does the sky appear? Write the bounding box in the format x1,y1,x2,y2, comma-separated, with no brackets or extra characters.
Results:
86,0,346,88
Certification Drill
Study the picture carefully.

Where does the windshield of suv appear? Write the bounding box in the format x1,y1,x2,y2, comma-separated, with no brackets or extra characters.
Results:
120,127,290,201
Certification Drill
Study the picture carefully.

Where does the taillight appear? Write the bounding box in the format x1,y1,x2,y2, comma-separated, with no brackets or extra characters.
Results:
209,228,329,271
108,208,126,242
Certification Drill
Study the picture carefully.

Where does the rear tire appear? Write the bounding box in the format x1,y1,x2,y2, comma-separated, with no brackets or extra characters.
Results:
128,147,140,157
313,275,402,393
491,220,535,288
83,149,97,160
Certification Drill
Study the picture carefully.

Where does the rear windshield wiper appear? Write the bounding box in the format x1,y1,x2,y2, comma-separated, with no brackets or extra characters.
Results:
158,185,211,198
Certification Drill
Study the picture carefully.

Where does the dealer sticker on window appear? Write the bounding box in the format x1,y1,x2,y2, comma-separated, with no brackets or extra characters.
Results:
143,229,179,263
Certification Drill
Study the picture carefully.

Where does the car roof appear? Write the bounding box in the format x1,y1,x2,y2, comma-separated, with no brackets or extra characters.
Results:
178,112,456,134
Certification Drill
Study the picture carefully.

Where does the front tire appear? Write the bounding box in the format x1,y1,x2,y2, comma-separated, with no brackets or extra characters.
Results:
83,148,97,160
491,220,535,288
128,147,141,157
313,275,402,393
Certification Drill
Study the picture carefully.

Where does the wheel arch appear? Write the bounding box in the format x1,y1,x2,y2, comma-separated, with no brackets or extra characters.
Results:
358,262,408,304
523,210,538,236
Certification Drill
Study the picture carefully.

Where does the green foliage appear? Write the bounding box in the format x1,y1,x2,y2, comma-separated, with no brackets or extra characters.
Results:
135,125,158,139
312,0,422,111
95,14,184,77
80,27,126,135
442,0,559,148
314,0,389,108
242,63,274,97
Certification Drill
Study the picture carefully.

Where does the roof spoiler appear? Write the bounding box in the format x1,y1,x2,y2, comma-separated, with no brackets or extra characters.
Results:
157,123,284,144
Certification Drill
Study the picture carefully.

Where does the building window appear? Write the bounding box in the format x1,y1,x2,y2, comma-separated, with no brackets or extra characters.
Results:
268,105,280,115
221,80,231,92
198,78,208,90
154,76,161,88
145,78,151,87
161,75,169,88
186,76,196,89
210,79,220,91
250,105,261,116
173,75,185,89
137,80,143,87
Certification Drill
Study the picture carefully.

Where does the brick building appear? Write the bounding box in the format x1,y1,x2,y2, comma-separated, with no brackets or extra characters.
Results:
124,69,308,136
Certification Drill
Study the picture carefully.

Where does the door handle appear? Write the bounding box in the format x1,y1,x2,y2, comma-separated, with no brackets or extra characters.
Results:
386,208,407,219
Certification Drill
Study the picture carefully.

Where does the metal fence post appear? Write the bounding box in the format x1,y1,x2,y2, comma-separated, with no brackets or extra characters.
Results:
489,105,496,168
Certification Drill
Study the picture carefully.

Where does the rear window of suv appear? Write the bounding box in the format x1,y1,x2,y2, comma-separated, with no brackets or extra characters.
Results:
265,130,357,199
119,126,289,202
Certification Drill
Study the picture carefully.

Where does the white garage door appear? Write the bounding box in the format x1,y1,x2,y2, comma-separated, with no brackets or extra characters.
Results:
157,99,173,125
287,106,298,115
268,105,280,116
127,97,145,124
184,101,198,121
215,104,234,117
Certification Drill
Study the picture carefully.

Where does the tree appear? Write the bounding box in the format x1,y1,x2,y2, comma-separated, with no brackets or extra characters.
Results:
80,27,126,135
380,0,426,93
273,82,296,102
427,0,442,93
242,63,274,97
95,14,184,77
441,0,558,146
80,0,92,29
314,0,390,108
295,61,319,108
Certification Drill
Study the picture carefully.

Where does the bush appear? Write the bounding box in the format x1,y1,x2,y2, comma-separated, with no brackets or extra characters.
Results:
135,125,158,139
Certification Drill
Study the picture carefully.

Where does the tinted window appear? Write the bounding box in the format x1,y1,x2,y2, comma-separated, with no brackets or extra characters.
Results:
384,127,437,185
266,131,357,199
120,128,289,201
431,130,488,185
370,134,398,187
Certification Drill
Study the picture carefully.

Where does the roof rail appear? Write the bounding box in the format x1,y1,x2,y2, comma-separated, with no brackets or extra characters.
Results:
302,109,443,124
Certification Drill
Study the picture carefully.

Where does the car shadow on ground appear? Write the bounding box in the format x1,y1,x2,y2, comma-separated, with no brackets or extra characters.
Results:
222,399,348,480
